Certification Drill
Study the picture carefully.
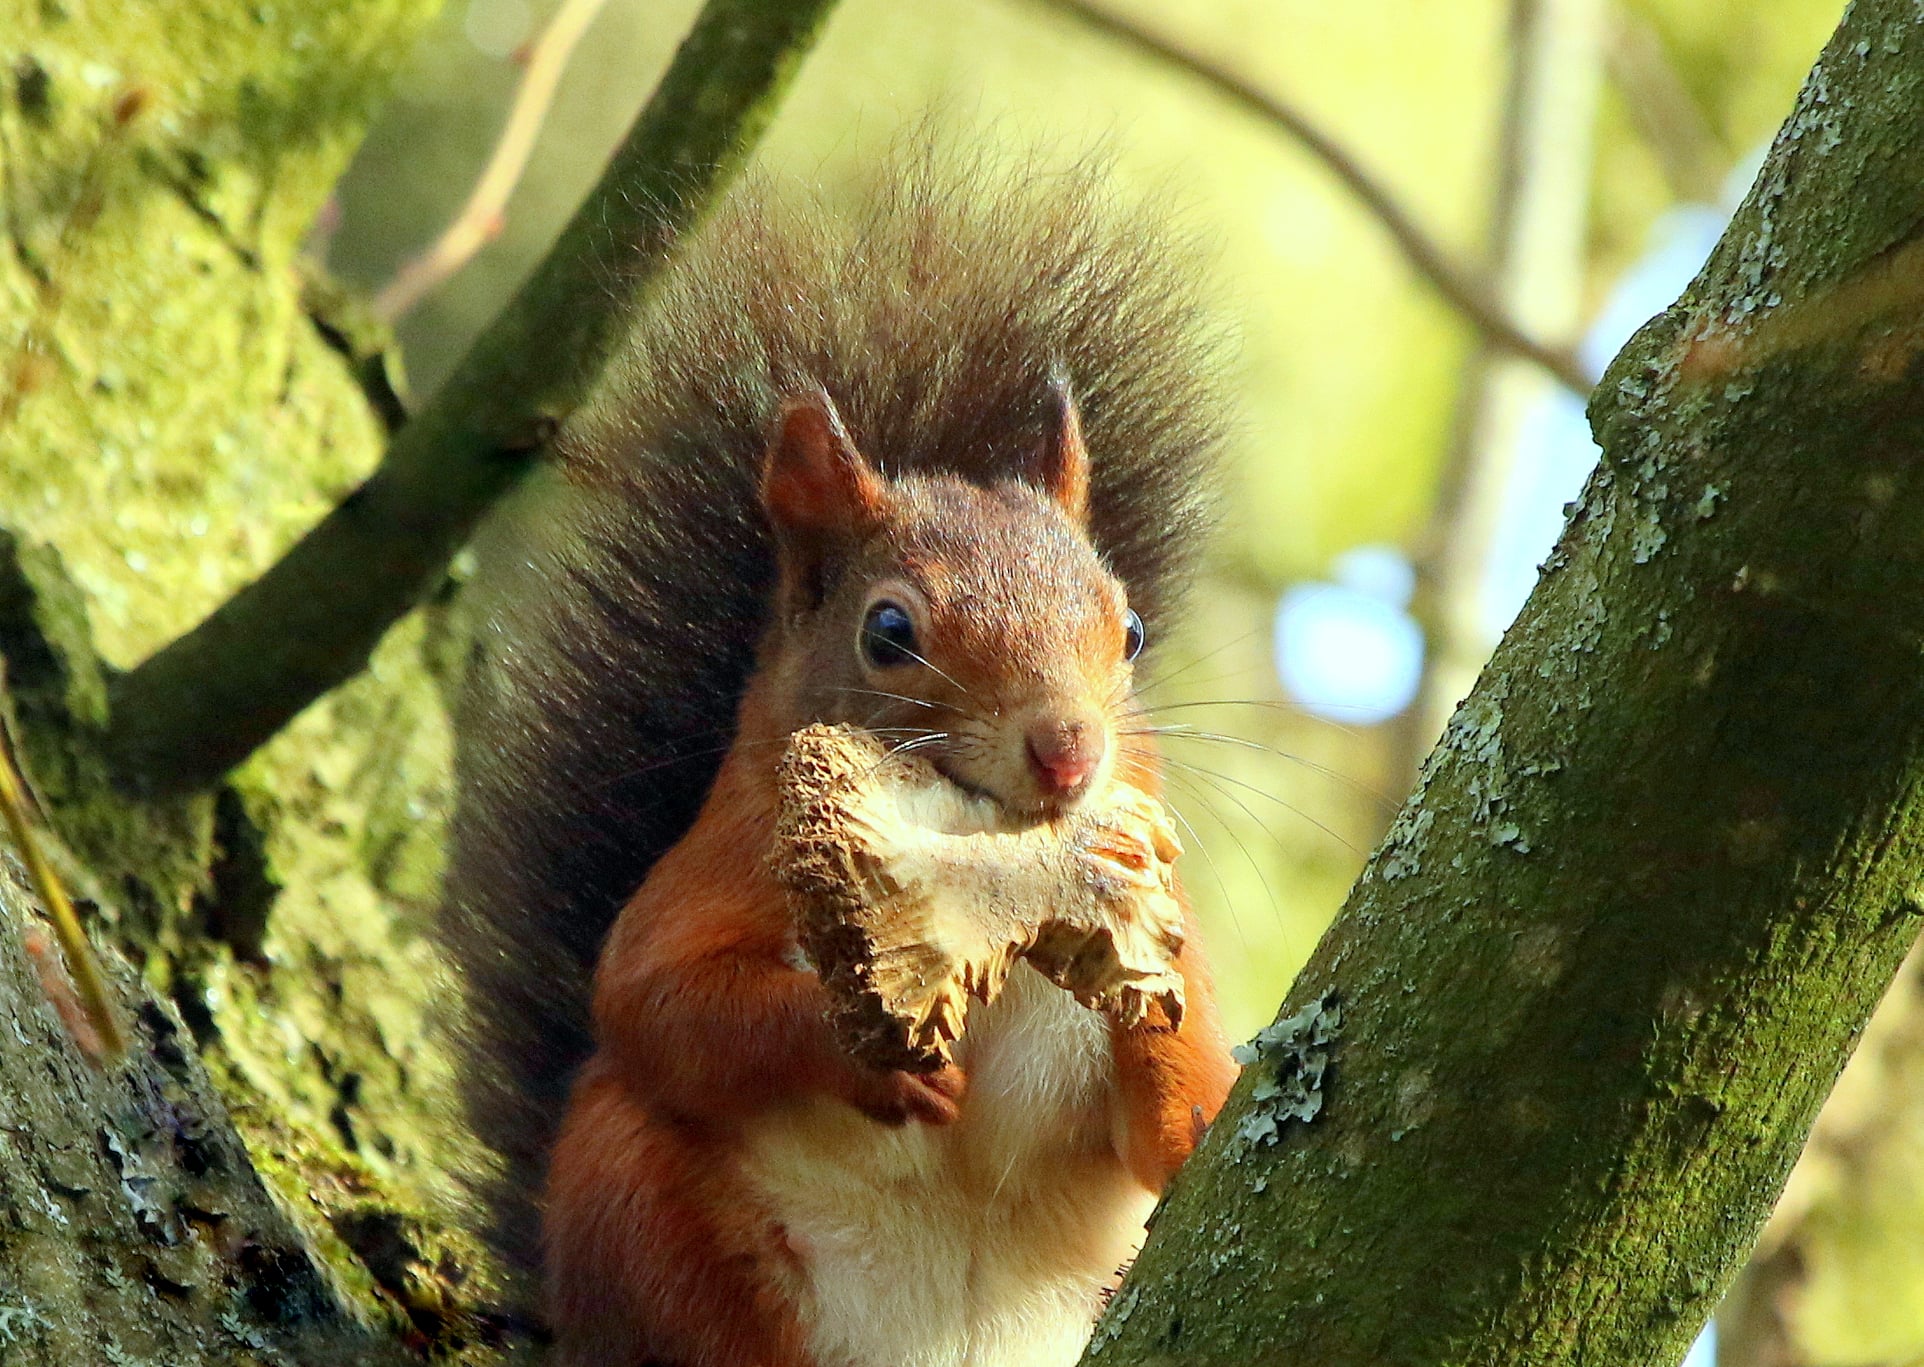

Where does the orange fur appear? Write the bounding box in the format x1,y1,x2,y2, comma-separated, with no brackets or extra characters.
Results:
1109,733,1236,1188
1111,902,1235,1190
543,389,1233,1366
547,1061,814,1367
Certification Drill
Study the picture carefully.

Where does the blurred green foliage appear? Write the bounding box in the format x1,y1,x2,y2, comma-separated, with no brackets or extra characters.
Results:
328,0,1844,1047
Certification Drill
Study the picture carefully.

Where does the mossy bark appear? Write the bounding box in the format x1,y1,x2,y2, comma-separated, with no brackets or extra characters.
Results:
1085,2,1924,1363
0,842,414,1366
1717,940,1924,1364
0,0,502,1358
104,0,842,794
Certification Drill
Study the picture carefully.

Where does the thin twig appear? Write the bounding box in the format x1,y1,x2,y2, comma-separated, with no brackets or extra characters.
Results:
375,0,614,322
0,720,125,1061
1602,3,1727,204
106,0,842,794
1026,0,1592,396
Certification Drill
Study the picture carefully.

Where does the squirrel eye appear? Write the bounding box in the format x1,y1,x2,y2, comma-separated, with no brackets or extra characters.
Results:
1122,608,1145,662
860,601,920,669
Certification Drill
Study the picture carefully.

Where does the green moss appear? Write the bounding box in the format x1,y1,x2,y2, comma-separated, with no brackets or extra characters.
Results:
0,2,515,1358
1,1,434,666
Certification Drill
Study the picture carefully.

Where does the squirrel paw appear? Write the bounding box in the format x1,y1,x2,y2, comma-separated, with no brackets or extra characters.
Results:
847,1063,967,1127
1075,786,1182,898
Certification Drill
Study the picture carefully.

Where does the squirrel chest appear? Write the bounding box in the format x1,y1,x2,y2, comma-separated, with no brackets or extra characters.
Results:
740,963,1154,1367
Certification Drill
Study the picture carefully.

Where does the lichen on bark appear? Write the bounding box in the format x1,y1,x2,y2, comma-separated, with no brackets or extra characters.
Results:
1085,1,1924,1361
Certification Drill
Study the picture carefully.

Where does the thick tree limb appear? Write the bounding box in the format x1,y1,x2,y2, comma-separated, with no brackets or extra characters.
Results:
1086,3,1924,1362
1027,0,1592,396
105,0,840,794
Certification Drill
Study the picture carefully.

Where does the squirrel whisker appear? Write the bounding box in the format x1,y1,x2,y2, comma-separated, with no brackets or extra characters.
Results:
828,686,942,711
1152,768,1264,951
1157,753,1361,857
586,729,939,794
891,643,981,709
1157,761,1304,915
1129,628,1268,697
1120,719,1394,814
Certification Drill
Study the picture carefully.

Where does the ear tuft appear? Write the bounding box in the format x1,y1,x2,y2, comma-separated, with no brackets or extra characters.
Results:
1029,366,1091,525
762,386,887,541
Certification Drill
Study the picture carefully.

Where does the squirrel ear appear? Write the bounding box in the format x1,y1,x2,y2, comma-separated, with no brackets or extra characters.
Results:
1028,370,1091,525
762,387,887,542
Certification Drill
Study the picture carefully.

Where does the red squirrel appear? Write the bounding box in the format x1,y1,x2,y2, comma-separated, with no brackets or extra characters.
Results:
439,161,1236,1365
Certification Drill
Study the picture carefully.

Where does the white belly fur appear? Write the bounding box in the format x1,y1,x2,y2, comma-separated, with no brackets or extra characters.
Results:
740,965,1153,1367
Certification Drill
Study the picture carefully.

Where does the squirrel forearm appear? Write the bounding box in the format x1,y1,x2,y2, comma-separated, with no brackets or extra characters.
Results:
594,947,864,1126
1111,902,1237,1189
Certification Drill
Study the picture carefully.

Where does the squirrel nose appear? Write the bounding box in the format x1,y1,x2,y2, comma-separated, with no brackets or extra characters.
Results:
1025,718,1104,798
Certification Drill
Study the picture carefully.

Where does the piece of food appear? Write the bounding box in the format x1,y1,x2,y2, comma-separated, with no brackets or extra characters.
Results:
772,723,1187,1072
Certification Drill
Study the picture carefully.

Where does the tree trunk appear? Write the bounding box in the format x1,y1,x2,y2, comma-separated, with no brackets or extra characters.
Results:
0,828,412,1365
2,0,500,1355
1086,1,1924,1362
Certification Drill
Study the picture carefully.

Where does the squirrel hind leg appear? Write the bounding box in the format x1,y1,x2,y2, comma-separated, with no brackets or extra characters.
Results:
545,1063,817,1367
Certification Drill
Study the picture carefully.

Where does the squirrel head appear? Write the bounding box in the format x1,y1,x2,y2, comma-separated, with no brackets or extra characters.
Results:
759,381,1145,823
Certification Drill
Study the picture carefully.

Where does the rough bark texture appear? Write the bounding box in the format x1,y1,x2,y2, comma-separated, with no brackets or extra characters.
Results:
2,0,507,1357
1084,1,1924,1362
1720,940,1924,1364
0,845,412,1366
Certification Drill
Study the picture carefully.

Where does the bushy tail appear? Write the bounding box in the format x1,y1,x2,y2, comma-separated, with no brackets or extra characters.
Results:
438,149,1230,1284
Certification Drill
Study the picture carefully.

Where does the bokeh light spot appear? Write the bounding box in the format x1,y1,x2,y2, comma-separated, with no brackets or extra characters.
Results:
1273,545,1424,724
465,0,533,59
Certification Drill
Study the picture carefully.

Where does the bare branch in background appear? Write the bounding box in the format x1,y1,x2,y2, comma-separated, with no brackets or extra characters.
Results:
1394,0,1603,785
1028,0,1592,397
374,0,614,322
1603,3,1728,205
105,0,843,794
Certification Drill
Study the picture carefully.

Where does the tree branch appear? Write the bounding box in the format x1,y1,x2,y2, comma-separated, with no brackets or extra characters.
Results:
1087,1,1924,1360
373,0,614,322
1602,3,1727,205
1026,0,1593,396
104,0,841,794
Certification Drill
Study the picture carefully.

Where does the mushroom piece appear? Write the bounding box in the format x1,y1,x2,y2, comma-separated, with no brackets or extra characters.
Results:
772,723,1187,1072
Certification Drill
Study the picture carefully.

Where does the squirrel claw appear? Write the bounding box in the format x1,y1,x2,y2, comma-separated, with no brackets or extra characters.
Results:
850,1063,967,1127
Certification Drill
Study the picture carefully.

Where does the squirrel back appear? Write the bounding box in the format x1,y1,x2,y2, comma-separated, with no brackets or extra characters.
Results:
439,153,1229,1279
